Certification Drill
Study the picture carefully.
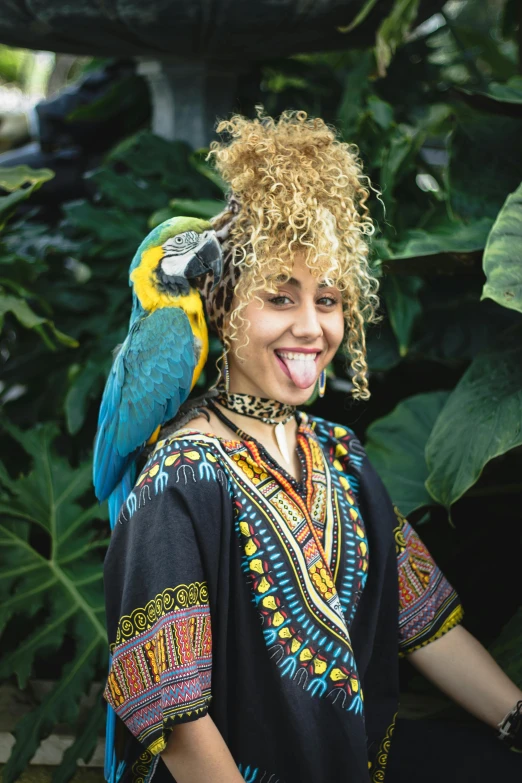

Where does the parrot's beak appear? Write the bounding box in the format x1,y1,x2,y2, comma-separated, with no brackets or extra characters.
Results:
186,234,223,291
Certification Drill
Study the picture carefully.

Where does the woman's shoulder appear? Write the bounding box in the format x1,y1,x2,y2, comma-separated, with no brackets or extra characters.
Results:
304,412,367,476
305,412,361,446
127,427,231,511
144,427,228,478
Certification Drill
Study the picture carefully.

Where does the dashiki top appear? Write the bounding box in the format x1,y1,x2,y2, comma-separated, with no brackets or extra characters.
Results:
104,413,463,783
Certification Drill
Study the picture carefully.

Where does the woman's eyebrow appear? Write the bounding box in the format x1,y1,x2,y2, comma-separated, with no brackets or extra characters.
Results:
275,276,301,288
318,280,336,289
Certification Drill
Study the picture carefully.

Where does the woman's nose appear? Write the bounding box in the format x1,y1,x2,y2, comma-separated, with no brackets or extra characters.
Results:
291,300,323,340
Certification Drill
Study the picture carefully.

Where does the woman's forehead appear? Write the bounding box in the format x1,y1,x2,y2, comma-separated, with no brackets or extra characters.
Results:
271,257,339,289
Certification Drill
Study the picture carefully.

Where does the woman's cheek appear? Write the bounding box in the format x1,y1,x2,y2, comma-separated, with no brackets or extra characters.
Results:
251,312,287,344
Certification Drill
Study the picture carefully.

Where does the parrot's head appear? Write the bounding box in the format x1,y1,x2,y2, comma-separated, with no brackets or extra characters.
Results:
130,217,223,310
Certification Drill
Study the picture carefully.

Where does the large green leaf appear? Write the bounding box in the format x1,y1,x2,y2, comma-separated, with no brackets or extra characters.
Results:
425,331,522,508
380,124,426,213
450,110,522,221
62,201,145,258
366,319,401,372
0,166,54,229
481,182,522,314
365,391,450,515
380,274,423,356
380,218,492,274
375,0,421,77
489,607,522,689
458,76,522,109
0,423,108,783
85,168,168,212
412,296,519,363
107,131,219,199
65,359,108,435
336,50,374,139
0,292,79,350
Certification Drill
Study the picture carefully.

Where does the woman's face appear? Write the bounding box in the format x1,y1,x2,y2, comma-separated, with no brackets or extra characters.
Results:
227,253,345,405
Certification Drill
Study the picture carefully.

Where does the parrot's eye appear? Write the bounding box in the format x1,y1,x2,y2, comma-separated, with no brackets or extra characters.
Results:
162,231,200,260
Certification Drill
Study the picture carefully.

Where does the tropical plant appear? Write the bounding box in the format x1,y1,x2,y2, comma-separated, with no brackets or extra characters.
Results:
0,423,108,783
1,0,521,778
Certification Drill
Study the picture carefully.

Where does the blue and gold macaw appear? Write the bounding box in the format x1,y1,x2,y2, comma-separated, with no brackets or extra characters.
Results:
93,216,222,526
94,217,222,783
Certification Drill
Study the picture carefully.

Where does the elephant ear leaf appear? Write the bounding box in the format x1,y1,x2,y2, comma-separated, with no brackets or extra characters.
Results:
482,182,522,313
365,391,450,515
0,422,108,783
425,329,522,509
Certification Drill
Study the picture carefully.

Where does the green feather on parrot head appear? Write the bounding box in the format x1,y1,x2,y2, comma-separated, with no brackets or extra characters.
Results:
129,216,223,312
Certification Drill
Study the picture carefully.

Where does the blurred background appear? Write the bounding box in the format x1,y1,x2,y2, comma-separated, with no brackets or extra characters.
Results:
0,0,521,781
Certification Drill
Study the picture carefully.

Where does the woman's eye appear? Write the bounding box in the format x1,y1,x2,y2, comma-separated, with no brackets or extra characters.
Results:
269,295,293,306
317,296,339,307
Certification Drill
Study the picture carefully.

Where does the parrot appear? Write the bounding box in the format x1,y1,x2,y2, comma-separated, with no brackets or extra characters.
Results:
93,216,223,524
93,217,222,783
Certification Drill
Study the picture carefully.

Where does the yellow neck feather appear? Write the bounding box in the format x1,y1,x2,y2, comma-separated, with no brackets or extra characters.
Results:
130,246,209,389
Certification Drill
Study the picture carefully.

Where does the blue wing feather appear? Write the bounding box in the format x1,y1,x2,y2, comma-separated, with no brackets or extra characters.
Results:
93,307,195,503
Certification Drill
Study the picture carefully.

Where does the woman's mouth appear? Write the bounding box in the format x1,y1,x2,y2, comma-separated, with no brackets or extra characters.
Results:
274,349,321,389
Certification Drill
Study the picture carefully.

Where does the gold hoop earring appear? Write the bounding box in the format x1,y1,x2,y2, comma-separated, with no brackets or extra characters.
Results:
318,369,326,398
222,350,230,394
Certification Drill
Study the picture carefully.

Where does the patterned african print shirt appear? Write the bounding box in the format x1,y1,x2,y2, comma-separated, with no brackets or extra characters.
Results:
104,413,463,783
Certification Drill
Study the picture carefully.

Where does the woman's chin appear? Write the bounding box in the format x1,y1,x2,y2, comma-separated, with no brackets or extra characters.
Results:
271,380,318,406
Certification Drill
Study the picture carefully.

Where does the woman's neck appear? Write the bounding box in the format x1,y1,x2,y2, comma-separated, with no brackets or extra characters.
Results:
215,386,296,424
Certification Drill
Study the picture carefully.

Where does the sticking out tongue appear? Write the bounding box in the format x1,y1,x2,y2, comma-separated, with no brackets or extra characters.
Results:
277,353,318,389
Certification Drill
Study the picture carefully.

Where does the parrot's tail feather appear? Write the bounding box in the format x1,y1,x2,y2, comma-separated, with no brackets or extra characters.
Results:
93,413,121,502
105,464,136,781
108,464,136,529
104,680,120,783
104,704,127,783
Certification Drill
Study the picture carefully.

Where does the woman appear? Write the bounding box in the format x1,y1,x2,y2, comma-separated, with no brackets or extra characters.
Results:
103,111,522,783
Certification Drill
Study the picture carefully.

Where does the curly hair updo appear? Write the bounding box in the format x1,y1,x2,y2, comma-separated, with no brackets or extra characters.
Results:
206,107,380,400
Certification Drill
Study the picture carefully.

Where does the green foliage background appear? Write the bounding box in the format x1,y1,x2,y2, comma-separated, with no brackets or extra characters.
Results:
1,0,521,779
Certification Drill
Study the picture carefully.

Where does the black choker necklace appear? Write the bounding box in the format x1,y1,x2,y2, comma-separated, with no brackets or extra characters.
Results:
213,387,297,464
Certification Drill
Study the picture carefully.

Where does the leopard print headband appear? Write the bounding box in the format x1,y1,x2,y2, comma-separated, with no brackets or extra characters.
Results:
199,194,242,341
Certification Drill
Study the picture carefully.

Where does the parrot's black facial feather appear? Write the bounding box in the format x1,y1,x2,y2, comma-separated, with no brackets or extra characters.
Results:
155,266,191,296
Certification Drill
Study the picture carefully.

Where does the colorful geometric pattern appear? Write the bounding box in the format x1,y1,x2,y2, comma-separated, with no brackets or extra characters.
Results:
105,582,212,754
127,413,369,717
109,414,463,773
393,507,463,655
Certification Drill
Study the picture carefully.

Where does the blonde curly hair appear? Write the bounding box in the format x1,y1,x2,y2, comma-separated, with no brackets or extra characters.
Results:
207,108,380,400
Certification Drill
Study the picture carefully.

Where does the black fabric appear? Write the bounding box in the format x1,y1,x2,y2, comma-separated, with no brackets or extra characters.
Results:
103,415,462,783
386,718,522,782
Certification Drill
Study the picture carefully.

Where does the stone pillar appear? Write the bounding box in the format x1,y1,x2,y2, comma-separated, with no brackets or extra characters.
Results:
136,60,239,147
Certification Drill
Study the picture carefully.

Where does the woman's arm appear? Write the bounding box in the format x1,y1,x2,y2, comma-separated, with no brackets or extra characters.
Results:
408,624,522,729
161,714,245,783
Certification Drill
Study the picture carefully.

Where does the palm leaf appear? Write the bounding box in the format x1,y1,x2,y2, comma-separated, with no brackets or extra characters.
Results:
0,422,108,783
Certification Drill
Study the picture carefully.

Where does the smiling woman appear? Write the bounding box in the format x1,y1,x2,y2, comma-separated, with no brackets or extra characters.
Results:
202,109,381,401
101,110,522,783
227,256,344,402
